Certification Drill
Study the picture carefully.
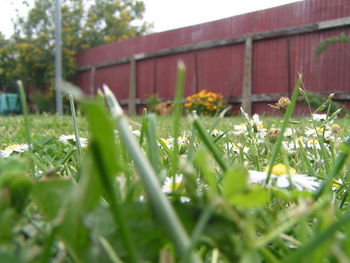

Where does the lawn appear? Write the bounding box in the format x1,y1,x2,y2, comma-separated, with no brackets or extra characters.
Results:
1,113,348,146
1,84,350,262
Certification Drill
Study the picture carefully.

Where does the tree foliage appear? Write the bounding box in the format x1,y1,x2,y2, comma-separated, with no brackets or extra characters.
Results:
0,0,151,93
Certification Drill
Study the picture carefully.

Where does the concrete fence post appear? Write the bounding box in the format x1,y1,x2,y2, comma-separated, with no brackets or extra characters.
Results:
129,56,137,115
242,35,253,115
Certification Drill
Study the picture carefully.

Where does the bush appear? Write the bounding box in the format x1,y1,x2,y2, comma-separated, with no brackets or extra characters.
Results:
29,88,71,114
29,91,55,113
145,94,160,113
298,90,346,115
184,90,226,116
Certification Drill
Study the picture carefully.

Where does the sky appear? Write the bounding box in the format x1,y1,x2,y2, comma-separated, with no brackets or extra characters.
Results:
0,0,302,38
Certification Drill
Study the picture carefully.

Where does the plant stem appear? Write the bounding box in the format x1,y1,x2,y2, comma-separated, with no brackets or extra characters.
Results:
69,94,82,159
265,77,301,184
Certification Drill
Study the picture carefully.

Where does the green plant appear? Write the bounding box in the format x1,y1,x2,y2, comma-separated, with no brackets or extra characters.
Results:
314,33,350,57
1,71,350,262
184,90,226,116
29,91,55,113
145,93,160,113
298,90,346,115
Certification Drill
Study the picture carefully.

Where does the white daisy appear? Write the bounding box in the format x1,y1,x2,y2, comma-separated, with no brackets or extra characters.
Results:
312,113,327,122
132,130,141,137
162,174,183,194
305,127,326,138
284,128,294,137
282,137,306,153
0,144,29,158
210,129,224,137
332,179,344,191
160,135,188,150
306,138,321,150
248,163,320,192
59,135,88,148
232,123,247,136
250,114,267,138
226,142,249,154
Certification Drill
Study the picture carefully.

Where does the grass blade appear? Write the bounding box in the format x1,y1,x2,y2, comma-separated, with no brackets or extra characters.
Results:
265,76,301,184
103,85,202,263
170,61,186,176
314,137,350,200
69,94,82,160
83,100,137,263
192,115,228,172
145,113,161,172
17,80,32,149
284,210,350,263
99,236,124,263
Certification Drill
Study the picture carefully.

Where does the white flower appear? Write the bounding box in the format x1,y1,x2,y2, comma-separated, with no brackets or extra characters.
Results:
306,139,321,150
284,128,294,137
282,137,305,153
305,127,326,138
312,113,327,122
233,123,247,135
160,135,188,150
180,197,191,203
251,114,267,137
59,135,88,148
226,142,249,154
0,144,29,158
132,130,141,137
332,179,344,191
139,195,145,202
252,114,262,126
248,163,320,192
162,174,183,194
210,129,224,137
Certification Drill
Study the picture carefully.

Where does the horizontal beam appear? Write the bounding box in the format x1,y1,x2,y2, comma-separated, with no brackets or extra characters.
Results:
77,16,350,72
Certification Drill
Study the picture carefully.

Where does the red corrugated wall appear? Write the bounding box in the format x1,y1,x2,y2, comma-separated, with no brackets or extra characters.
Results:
75,0,350,114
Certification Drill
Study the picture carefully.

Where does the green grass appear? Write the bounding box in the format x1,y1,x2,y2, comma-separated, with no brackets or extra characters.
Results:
1,114,348,146
1,86,350,263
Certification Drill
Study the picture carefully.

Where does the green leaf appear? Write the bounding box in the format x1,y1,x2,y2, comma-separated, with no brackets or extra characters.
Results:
241,251,262,263
222,165,248,199
229,186,269,208
0,172,33,213
194,150,218,194
31,179,74,220
82,100,122,178
0,252,24,263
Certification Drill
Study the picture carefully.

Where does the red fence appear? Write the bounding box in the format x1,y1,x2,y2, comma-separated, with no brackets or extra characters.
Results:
74,0,350,114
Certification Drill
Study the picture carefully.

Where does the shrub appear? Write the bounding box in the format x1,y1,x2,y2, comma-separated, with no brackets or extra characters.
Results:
29,91,55,113
184,90,226,116
145,93,160,113
298,90,346,115
29,87,71,114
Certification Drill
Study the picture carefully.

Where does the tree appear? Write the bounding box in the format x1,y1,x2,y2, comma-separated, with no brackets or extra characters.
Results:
0,32,18,91
0,0,151,92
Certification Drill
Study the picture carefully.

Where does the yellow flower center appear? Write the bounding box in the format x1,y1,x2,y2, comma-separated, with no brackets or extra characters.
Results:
5,144,20,150
315,127,324,133
308,139,318,145
257,123,264,130
265,163,296,176
160,138,170,146
332,182,340,188
170,182,181,191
